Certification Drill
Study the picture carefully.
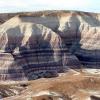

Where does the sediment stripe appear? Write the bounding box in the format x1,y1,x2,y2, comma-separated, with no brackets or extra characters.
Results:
0,64,62,73
0,69,24,74
76,55,100,62
0,73,26,80
81,61,100,66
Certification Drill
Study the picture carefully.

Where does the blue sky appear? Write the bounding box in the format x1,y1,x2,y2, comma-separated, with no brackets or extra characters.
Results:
0,0,100,13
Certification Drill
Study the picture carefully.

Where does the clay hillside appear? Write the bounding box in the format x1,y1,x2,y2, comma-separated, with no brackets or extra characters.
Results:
0,10,100,100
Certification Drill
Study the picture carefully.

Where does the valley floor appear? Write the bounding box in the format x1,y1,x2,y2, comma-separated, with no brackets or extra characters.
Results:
1,69,100,100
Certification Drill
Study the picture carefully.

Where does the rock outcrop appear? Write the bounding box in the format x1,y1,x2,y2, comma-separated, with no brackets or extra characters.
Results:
0,10,100,81
0,16,68,81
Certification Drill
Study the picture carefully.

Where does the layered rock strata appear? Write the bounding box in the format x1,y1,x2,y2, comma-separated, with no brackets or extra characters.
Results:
0,17,69,81
0,11,100,81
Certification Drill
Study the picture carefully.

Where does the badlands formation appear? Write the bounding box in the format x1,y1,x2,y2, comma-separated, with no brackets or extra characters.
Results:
0,10,100,100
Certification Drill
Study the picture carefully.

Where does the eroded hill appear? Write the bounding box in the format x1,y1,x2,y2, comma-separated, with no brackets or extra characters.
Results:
0,10,100,100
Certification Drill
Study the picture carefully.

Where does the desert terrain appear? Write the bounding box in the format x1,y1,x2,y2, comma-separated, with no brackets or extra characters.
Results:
0,10,100,100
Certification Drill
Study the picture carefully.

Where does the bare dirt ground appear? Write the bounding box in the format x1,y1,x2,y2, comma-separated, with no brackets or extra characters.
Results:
2,70,100,100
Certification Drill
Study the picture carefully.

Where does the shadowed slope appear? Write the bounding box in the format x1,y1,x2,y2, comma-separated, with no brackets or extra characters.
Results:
0,17,69,81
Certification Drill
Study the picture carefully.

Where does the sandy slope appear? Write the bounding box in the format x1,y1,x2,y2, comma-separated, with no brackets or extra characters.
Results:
2,72,100,100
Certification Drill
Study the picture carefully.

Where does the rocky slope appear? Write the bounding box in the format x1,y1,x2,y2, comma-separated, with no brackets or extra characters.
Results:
0,16,68,81
0,11,100,81
0,10,100,99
